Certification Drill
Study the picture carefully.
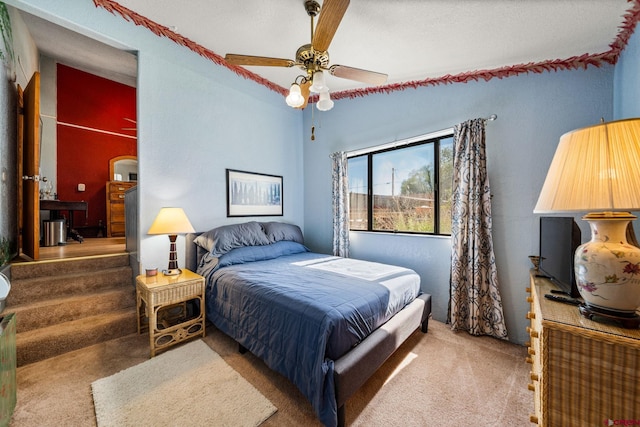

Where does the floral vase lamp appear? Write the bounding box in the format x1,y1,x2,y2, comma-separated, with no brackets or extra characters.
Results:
534,118,640,328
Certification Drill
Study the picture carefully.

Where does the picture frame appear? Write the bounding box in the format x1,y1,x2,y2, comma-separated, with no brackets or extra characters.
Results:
226,169,283,217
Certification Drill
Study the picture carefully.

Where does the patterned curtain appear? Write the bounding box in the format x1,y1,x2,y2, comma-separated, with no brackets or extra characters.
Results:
449,118,508,339
330,151,349,257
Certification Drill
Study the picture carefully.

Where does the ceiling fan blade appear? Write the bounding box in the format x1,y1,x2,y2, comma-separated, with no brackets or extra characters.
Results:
329,65,388,85
295,81,312,110
312,0,350,52
225,54,294,67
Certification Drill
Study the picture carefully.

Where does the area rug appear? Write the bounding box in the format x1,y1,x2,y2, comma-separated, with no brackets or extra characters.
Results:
91,340,277,427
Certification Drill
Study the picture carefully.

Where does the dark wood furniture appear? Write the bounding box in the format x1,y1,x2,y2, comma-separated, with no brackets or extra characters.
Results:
39,199,88,242
106,155,137,238
106,181,136,237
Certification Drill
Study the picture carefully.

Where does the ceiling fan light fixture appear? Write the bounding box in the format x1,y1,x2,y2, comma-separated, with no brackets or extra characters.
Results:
316,90,334,111
286,83,305,108
309,70,327,93
225,0,388,114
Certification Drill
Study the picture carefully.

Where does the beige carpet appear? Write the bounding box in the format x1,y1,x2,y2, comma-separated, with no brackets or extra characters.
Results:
10,320,532,426
91,340,276,427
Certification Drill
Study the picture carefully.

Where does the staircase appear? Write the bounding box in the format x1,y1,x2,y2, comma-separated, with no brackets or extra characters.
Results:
6,253,137,367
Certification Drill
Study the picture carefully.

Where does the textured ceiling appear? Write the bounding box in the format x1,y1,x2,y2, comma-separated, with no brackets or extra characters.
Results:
18,0,636,94
111,0,633,91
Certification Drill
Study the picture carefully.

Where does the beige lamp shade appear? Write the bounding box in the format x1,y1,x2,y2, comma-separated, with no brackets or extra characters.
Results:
148,207,195,235
534,118,640,213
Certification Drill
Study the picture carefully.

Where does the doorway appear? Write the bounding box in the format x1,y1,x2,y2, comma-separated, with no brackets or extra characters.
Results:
15,8,138,261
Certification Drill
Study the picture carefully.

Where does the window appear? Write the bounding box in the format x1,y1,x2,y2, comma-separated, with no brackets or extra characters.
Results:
348,133,454,235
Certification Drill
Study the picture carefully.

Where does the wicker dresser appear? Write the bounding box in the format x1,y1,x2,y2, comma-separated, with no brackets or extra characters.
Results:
106,181,136,237
526,271,640,426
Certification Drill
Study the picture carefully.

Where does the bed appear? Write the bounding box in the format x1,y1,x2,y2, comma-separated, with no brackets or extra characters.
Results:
185,221,431,427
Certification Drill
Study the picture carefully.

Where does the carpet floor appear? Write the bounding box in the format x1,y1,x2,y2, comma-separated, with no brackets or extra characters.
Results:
10,320,532,426
92,340,276,427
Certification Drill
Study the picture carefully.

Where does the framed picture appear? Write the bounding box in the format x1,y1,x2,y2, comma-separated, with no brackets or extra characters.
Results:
226,169,283,217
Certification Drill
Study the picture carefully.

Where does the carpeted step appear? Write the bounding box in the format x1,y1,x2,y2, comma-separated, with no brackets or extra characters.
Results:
8,252,139,367
10,253,130,280
6,266,133,306
12,286,136,333
16,308,138,367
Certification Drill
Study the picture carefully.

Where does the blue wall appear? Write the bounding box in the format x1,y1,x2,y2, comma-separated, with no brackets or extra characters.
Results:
5,0,304,271
614,25,640,118
5,0,638,345
302,67,615,343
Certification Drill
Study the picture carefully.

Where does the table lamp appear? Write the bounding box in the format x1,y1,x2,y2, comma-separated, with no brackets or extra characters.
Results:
148,207,195,276
534,118,640,327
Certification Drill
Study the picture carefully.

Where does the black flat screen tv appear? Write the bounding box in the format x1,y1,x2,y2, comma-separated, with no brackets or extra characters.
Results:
538,216,582,298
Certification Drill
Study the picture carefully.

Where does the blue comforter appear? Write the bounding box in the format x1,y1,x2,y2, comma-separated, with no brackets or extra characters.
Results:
199,242,420,427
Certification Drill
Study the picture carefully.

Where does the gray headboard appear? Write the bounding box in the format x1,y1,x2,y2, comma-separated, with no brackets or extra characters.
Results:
185,232,205,272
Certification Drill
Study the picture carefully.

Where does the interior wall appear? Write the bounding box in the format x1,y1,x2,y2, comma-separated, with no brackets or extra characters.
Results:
614,25,640,119
612,27,640,244
39,55,56,201
0,62,16,249
0,5,38,256
5,0,635,346
56,63,136,229
302,66,615,344
135,50,303,271
4,0,304,272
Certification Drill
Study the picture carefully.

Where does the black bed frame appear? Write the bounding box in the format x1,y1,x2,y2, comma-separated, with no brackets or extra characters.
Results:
185,232,432,426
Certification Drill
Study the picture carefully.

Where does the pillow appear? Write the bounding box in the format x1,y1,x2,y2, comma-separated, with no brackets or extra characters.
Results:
193,221,270,257
217,241,309,269
196,252,219,278
261,221,304,244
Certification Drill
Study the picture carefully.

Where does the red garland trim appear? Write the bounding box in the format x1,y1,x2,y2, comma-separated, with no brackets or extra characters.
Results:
94,0,640,101
92,0,288,97
330,51,618,101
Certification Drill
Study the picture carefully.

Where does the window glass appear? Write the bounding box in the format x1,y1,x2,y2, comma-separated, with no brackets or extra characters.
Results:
348,155,368,230
372,144,434,232
347,133,453,235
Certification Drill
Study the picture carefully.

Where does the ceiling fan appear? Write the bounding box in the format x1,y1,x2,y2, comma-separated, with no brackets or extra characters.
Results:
224,0,387,111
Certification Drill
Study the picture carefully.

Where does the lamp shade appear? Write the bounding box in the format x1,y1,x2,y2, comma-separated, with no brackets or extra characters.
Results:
534,118,640,321
148,207,195,235
534,118,640,213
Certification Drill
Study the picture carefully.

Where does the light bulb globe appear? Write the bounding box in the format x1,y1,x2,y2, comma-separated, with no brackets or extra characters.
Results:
309,70,327,93
316,90,334,111
285,84,305,108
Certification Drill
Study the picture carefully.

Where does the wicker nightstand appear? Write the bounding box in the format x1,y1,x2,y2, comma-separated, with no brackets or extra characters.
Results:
136,269,205,357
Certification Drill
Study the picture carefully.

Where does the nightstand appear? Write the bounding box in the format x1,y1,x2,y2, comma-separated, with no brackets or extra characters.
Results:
136,269,205,357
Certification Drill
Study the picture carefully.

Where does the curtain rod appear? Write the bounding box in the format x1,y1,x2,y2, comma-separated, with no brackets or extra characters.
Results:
346,114,497,158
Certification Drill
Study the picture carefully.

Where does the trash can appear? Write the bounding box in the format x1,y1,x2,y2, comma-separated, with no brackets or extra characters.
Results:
43,219,67,246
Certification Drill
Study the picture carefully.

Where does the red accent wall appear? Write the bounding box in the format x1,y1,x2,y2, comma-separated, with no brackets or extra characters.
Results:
56,64,136,230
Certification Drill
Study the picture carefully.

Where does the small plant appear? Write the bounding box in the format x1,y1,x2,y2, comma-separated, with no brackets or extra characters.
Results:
0,236,11,267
